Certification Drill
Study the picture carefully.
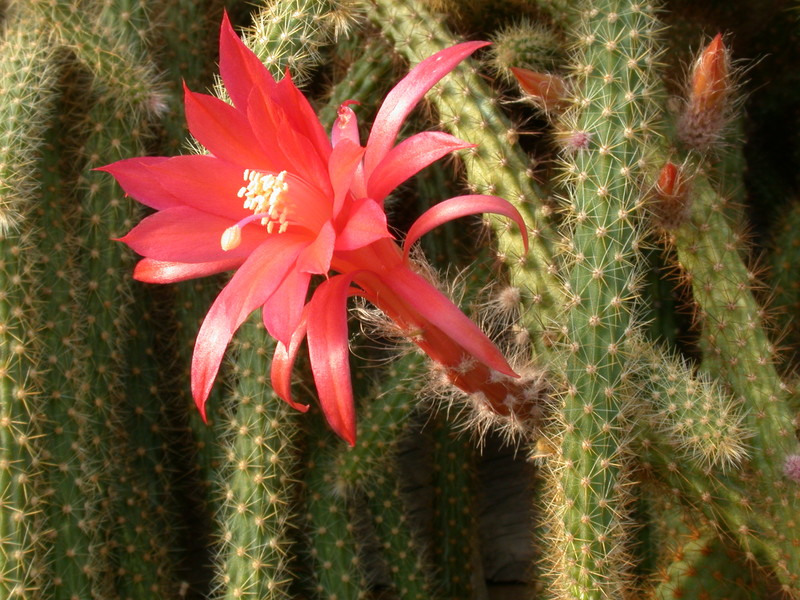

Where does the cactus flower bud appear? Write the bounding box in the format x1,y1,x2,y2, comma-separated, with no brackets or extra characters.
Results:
510,67,567,113
652,162,691,230
677,34,732,150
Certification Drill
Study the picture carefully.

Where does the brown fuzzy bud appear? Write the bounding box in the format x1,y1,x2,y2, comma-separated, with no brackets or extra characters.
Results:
652,162,691,230
510,67,568,114
677,34,732,150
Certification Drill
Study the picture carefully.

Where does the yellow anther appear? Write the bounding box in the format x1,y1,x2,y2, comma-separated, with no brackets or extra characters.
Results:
239,169,290,230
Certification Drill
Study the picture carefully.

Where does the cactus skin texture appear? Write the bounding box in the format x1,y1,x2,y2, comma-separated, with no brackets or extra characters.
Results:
4,0,800,598
0,20,56,599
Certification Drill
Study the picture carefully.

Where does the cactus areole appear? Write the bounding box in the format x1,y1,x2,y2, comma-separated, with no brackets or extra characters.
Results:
99,13,528,445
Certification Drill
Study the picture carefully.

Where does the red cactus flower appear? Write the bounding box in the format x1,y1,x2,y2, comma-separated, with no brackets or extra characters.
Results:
100,14,528,445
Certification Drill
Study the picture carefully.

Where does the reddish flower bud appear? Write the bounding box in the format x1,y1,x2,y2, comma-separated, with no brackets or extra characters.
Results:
690,34,729,113
677,34,732,150
652,162,691,230
510,67,567,113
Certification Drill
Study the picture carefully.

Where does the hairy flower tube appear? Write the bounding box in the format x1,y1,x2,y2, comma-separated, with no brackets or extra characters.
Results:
100,14,530,445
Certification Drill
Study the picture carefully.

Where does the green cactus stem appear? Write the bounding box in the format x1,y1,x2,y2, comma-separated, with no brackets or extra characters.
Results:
0,18,58,600
545,0,663,596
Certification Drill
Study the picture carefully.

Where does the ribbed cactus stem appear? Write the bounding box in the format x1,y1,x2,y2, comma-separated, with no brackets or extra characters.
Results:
669,170,800,591
0,19,57,599
546,1,662,596
211,318,300,600
305,420,364,600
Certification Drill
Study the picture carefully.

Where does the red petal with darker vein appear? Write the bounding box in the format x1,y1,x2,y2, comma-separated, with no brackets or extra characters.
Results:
306,275,359,446
133,258,243,283
386,267,516,377
191,234,308,419
271,317,310,412
184,86,274,168
119,205,263,263
334,197,392,252
105,155,253,220
364,41,489,176
404,194,529,260
367,131,474,204
97,157,173,210
218,11,277,112
262,267,311,347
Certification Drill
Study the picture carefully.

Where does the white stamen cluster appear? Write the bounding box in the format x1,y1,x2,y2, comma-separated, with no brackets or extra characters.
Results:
238,169,290,234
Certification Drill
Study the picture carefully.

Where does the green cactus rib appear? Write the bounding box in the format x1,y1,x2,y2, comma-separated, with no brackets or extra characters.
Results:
24,0,163,115
769,198,800,362
304,437,366,600
31,100,100,600
430,416,482,600
367,0,563,350
364,466,438,600
209,318,301,600
487,19,564,83
0,21,58,599
669,171,800,591
546,1,663,596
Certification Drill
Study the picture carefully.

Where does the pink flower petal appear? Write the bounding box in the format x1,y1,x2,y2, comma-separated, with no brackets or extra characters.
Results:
97,157,174,210
184,85,274,168
273,73,332,163
364,41,489,176
191,234,308,419
385,267,516,377
296,220,335,274
262,267,311,346
334,197,392,252
270,317,310,412
218,11,277,112
119,205,263,263
246,89,330,188
306,274,360,446
404,194,529,260
367,131,474,204
328,138,365,216
133,258,242,283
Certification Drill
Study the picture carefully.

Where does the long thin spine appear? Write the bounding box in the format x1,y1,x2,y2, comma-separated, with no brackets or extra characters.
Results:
545,1,663,596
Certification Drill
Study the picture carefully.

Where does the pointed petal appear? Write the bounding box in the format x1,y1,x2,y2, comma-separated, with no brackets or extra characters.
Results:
334,197,392,251
133,258,241,283
97,157,173,210
246,89,330,187
262,267,311,346
367,131,474,204
404,194,529,260
191,234,307,419
119,205,263,263
296,220,335,274
270,317,310,412
273,72,332,163
332,103,367,199
328,138,365,216
184,85,274,168
306,275,359,446
364,41,489,176
219,11,277,112
387,267,516,377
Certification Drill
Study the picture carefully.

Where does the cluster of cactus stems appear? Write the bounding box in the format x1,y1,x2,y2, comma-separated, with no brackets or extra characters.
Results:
2,0,800,599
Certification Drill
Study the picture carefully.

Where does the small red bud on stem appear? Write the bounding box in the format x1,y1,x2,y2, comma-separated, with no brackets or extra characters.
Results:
510,67,568,114
677,33,732,151
653,162,691,230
